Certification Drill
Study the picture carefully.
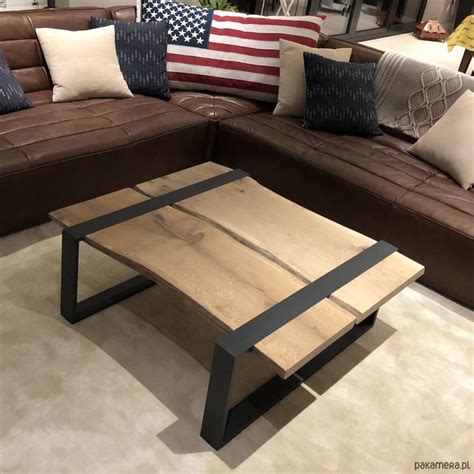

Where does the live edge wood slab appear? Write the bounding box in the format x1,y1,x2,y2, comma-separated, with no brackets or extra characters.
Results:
50,162,424,381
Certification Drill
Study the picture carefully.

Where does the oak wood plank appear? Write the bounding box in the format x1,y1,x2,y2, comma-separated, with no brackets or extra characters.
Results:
136,162,424,321
50,188,356,379
50,189,149,228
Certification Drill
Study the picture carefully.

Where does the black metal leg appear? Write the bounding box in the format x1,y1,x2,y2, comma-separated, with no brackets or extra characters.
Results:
200,345,236,450
200,311,379,450
60,231,80,323
60,229,155,324
459,49,473,74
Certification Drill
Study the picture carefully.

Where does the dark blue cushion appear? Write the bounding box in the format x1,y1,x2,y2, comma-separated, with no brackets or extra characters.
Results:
0,50,33,115
303,53,382,137
90,17,170,101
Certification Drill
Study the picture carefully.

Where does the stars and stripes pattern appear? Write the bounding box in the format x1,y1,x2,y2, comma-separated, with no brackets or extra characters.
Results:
139,0,324,102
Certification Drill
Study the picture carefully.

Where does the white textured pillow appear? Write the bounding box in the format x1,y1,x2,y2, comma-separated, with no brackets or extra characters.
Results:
36,26,132,103
274,39,352,117
410,90,474,190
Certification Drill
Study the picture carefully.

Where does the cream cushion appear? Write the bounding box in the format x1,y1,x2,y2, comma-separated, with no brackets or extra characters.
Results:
36,26,132,103
274,39,352,117
410,90,474,190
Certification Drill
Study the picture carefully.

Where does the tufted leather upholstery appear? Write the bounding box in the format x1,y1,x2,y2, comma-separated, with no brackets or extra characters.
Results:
214,113,474,307
171,91,270,121
26,89,53,105
24,84,269,121
0,95,208,235
0,96,206,171
108,5,136,22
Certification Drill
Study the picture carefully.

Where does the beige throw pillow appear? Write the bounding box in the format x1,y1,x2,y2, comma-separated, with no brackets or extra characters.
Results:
409,90,474,190
36,26,132,103
274,39,352,117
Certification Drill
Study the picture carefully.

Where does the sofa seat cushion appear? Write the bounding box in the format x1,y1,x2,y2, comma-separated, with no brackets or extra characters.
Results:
217,113,474,238
0,95,207,177
171,91,271,121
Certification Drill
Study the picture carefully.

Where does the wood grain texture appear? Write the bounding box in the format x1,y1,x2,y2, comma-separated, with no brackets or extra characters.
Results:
136,162,425,321
122,279,278,407
50,162,423,378
50,186,356,379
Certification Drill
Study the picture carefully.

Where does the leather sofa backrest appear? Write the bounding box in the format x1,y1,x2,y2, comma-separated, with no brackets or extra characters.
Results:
321,36,384,64
0,7,109,93
108,6,136,22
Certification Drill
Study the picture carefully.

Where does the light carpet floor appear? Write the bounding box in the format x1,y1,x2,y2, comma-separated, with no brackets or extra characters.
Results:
0,223,472,473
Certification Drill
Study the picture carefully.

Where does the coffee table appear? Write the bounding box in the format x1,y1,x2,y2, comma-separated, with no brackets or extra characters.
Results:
50,162,424,450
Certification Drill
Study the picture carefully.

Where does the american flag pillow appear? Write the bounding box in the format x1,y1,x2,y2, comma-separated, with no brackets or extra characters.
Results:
138,1,324,102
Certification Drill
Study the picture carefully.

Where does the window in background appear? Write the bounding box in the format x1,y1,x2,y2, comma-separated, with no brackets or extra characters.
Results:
356,0,384,31
397,0,426,23
260,0,310,17
318,0,354,35
355,0,428,32
357,0,425,30
310,0,427,39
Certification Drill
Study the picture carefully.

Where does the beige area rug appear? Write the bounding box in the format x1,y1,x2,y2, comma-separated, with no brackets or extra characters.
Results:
0,223,472,473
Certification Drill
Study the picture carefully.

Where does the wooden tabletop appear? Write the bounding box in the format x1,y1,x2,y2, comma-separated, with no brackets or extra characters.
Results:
50,162,424,378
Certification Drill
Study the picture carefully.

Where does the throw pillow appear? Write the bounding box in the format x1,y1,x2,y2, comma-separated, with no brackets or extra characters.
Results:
36,26,133,103
90,17,170,101
139,1,324,102
409,90,474,190
274,39,352,117
304,53,382,136
375,51,474,139
0,50,33,115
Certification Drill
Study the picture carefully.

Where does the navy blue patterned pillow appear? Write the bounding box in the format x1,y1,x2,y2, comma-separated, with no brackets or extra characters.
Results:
303,53,382,137
90,17,170,101
0,50,33,115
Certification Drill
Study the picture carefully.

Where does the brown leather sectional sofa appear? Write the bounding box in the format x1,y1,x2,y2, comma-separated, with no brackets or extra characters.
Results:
0,6,473,308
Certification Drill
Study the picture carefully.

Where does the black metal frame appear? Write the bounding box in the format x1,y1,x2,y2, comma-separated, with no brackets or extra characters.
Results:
200,240,396,449
59,168,397,450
